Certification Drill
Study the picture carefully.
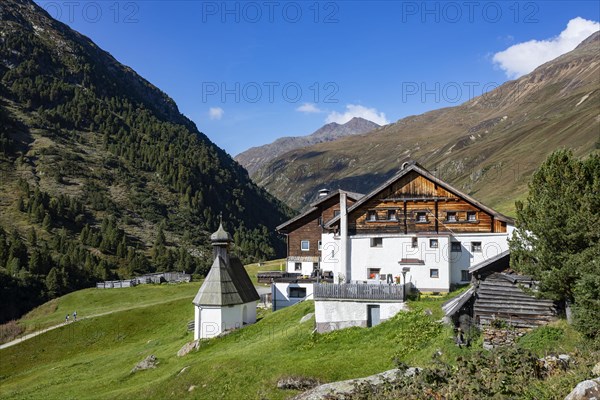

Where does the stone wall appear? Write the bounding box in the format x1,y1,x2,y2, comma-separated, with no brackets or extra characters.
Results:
482,326,530,349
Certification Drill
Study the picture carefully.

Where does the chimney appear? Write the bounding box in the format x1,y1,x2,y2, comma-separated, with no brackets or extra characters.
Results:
340,192,350,283
318,188,330,198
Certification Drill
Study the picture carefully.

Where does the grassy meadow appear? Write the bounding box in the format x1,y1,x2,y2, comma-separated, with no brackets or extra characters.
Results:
0,278,594,399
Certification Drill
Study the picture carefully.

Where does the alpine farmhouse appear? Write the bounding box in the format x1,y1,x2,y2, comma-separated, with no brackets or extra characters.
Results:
275,161,515,332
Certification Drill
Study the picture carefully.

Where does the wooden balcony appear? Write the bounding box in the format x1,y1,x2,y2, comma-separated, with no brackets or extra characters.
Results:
314,283,406,301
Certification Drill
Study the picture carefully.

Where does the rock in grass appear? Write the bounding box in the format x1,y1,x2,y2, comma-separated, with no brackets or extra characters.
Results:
300,313,315,324
592,362,600,377
131,355,158,373
564,378,600,400
177,340,199,357
277,376,321,390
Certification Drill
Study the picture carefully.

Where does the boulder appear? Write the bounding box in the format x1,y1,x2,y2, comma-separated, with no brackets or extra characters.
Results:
131,355,158,373
564,378,600,400
177,340,199,357
277,376,321,390
291,367,421,400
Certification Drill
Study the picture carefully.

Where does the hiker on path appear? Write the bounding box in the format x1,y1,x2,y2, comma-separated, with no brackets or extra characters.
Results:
73,311,77,321
65,314,69,324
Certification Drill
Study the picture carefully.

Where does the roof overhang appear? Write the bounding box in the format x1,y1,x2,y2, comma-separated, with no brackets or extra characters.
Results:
324,162,515,229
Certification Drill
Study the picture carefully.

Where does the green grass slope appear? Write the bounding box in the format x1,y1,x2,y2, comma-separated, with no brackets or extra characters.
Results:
0,285,594,399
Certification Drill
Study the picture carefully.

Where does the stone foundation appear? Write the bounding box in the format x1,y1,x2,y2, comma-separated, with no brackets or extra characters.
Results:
483,326,530,349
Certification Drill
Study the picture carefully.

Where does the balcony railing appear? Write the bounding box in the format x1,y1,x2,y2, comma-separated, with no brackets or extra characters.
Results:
314,283,406,301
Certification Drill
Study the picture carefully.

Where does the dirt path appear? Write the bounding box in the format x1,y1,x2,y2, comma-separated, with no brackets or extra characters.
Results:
0,285,268,350
0,295,192,350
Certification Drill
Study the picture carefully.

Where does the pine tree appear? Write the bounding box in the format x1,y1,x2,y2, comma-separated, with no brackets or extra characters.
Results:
510,150,600,338
42,213,53,231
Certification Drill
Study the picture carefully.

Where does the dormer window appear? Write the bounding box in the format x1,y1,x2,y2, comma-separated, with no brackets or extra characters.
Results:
367,210,377,222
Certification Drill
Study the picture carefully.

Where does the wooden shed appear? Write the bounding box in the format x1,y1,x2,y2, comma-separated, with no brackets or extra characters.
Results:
443,251,558,329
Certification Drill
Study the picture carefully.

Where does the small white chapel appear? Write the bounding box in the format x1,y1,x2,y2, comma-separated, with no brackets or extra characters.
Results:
193,223,260,339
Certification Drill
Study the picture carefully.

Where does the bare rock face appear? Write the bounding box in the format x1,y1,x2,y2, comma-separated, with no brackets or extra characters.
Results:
564,378,600,400
131,355,158,373
177,340,199,357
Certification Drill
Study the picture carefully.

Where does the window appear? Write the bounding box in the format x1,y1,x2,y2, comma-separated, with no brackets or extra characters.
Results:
370,238,383,248
317,216,323,226
301,240,310,251
367,268,381,280
294,262,302,271
446,212,457,222
367,210,377,221
430,239,438,248
289,287,307,298
411,237,418,248
416,212,427,223
387,210,397,221
430,269,439,278
334,210,340,217
467,211,477,221
318,240,322,250
313,262,319,271
451,242,462,252
461,270,471,282
471,241,482,252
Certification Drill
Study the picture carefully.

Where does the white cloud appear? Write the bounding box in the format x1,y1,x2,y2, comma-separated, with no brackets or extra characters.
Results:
296,103,323,113
325,104,389,125
208,107,224,120
493,17,599,78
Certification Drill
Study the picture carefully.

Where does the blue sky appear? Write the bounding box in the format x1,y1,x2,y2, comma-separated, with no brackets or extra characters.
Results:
35,1,599,156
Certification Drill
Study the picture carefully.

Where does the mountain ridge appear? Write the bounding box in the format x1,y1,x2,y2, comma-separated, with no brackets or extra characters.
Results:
234,117,379,175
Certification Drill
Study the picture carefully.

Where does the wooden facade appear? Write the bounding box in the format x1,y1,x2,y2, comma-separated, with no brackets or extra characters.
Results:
277,191,361,262
474,273,557,328
329,170,510,235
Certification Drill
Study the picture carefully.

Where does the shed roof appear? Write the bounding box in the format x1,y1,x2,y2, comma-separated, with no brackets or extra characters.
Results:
468,250,511,274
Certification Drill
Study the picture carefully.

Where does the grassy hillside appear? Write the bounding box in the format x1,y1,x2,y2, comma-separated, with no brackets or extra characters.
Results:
1,283,596,399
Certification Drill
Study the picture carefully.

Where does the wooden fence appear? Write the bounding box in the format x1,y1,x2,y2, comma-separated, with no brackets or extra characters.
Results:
314,283,406,301
96,272,191,289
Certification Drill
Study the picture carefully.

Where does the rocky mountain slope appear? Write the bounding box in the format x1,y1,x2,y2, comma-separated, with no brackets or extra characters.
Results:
0,0,291,321
253,32,600,212
235,117,379,175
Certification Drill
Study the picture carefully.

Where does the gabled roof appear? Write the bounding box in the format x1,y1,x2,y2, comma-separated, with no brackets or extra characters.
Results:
324,162,514,229
193,256,259,306
276,189,364,233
